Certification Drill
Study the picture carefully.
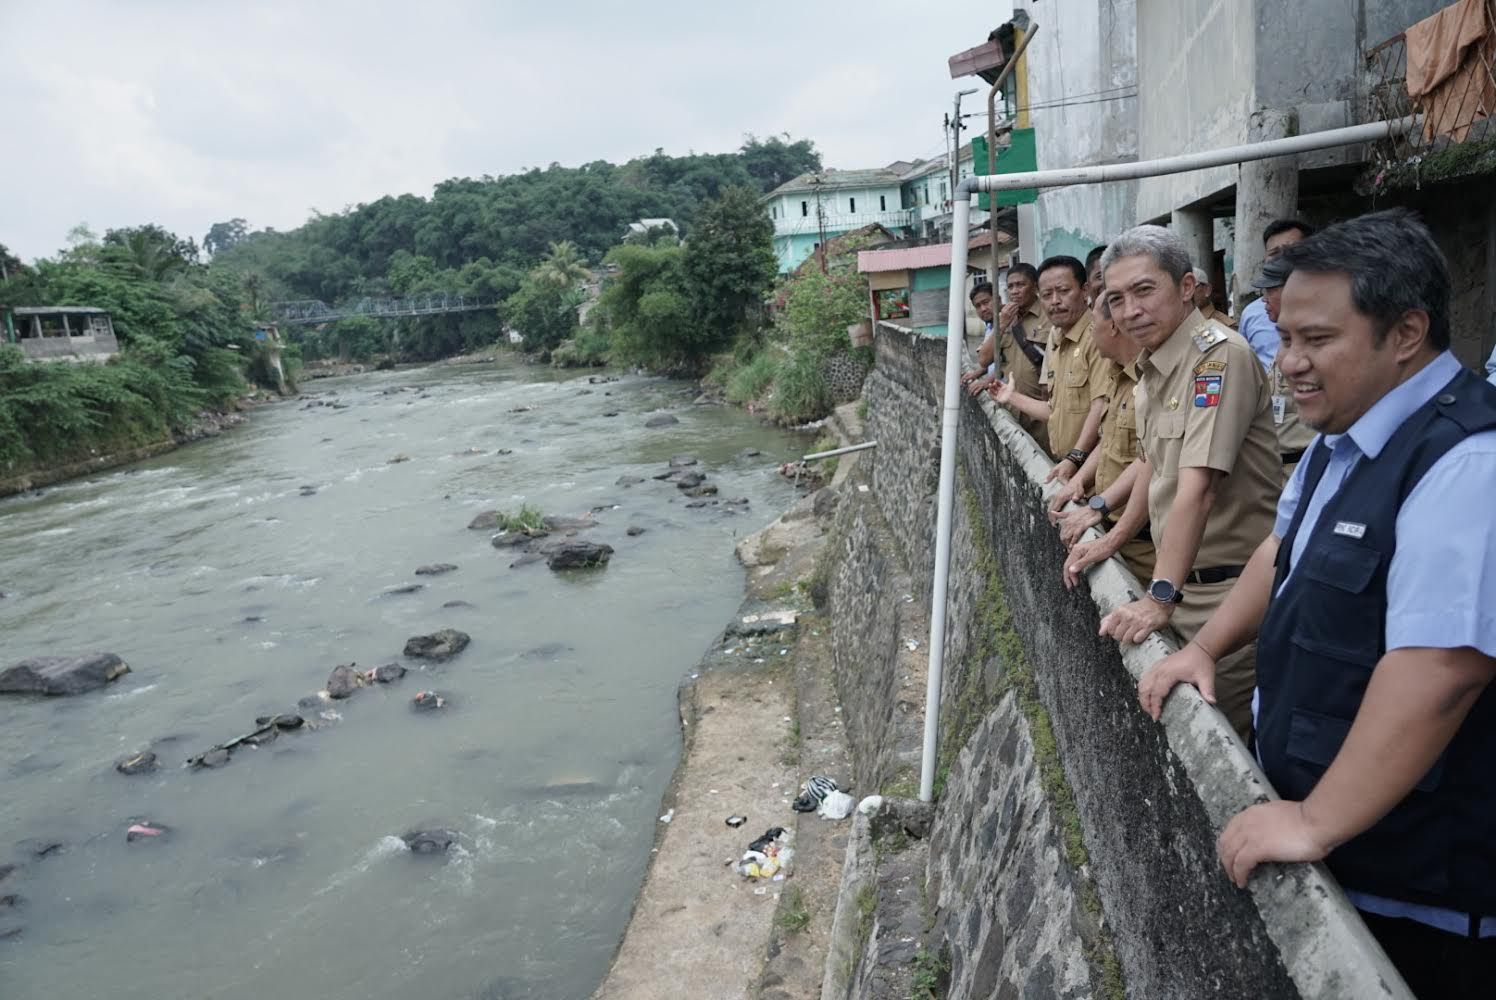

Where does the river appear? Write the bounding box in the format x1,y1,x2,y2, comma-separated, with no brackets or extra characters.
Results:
0,359,811,1000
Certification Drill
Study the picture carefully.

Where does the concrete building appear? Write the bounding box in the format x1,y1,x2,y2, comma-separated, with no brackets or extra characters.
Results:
764,168,912,272
2,306,120,362
856,230,1013,337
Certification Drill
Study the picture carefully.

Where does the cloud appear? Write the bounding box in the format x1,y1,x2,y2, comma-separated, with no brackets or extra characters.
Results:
1,0,991,261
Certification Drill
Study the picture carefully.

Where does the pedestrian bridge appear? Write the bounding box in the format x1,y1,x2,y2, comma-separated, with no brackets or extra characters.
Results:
269,294,500,325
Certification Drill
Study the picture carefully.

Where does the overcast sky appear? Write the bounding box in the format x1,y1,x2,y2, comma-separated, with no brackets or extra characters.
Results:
2,1,996,261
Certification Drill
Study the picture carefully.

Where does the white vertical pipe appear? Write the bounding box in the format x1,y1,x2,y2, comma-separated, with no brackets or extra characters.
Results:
918,194,973,803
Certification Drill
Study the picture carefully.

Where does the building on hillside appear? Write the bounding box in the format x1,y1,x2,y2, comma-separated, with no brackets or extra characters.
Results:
764,168,913,272
856,230,1014,337
899,143,990,241
1,306,120,362
624,218,678,242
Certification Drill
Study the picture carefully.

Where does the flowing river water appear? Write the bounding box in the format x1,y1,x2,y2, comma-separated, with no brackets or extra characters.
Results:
0,359,811,1000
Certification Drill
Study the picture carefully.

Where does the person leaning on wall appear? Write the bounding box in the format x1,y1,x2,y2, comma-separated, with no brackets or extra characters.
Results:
1136,209,1496,1000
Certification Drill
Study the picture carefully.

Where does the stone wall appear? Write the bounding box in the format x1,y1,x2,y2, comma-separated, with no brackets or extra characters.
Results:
822,324,1411,999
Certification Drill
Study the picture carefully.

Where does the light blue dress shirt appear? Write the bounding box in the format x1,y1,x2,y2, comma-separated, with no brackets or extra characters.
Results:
1485,344,1496,386
1268,350,1496,936
1237,298,1279,373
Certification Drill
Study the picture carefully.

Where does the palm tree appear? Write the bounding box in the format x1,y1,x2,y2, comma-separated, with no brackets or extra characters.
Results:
537,240,590,287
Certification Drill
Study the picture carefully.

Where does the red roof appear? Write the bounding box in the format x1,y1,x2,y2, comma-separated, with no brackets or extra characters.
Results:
856,231,1008,273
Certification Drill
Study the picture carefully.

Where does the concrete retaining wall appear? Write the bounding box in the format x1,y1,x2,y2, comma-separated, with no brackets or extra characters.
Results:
823,324,1411,999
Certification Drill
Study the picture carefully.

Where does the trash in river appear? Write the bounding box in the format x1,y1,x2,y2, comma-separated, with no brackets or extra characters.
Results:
126,819,170,843
659,809,674,824
792,774,841,813
734,826,793,879
725,815,747,828
817,790,856,820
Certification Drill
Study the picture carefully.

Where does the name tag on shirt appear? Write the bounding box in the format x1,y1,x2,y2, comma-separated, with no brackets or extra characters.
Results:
1333,521,1367,539
1272,394,1286,425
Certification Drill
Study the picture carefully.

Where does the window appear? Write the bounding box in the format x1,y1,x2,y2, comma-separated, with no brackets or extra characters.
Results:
880,195,887,212
849,197,856,213
801,201,809,217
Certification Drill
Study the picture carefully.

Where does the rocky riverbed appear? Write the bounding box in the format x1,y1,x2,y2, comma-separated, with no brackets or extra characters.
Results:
0,357,814,1000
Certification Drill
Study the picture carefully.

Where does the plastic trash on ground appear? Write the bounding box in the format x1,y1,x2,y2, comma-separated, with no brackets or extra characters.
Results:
792,774,840,812
733,826,794,880
856,794,885,816
817,790,856,820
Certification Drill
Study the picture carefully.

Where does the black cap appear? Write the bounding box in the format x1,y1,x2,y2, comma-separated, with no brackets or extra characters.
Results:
1251,256,1294,290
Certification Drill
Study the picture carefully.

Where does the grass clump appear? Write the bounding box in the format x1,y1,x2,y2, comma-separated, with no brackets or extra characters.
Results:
909,947,950,999
726,350,778,404
770,350,831,424
497,503,546,534
774,886,811,935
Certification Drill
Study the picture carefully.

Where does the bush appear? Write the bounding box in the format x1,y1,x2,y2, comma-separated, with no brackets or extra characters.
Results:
497,504,546,534
726,351,778,404
769,348,832,424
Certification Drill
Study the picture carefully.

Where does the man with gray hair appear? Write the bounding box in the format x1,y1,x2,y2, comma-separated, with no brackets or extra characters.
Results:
1191,267,1237,329
1064,224,1281,739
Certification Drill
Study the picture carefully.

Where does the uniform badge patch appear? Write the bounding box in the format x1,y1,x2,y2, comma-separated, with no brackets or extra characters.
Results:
1193,374,1223,408
1195,359,1227,376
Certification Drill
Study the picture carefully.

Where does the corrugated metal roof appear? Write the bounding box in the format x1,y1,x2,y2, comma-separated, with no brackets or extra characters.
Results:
11,306,109,315
765,168,905,197
856,231,1011,273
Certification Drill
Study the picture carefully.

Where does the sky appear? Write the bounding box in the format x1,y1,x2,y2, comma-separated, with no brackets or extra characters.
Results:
1,1,997,262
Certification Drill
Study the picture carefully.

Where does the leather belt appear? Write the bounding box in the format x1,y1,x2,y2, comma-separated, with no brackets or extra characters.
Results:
1187,565,1245,585
1134,521,1152,543
1281,449,1306,465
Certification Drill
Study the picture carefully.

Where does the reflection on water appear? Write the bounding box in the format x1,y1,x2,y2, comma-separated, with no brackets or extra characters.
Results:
0,359,809,1000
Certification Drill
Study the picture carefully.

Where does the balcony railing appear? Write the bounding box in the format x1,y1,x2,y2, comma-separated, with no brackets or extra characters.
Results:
772,209,916,237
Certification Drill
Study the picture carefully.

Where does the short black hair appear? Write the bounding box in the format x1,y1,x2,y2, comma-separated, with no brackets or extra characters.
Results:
969,281,994,303
1279,208,1450,351
1007,262,1038,284
1263,218,1316,245
1085,245,1108,269
1037,255,1087,287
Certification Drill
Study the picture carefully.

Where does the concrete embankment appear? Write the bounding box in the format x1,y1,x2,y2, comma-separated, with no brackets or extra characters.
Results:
813,325,1410,999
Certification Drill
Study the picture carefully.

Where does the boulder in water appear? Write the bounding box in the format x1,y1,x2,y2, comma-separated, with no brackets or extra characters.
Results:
603,410,620,417
491,531,541,549
684,483,718,498
644,414,679,428
0,653,130,696
326,664,362,699
626,526,646,537
669,454,698,468
402,829,457,855
414,563,458,577
403,629,470,662
468,510,501,531
509,551,547,569
190,748,231,769
545,540,614,571
255,713,305,730
674,472,706,489
370,663,406,684
542,514,595,533
379,583,424,597
441,600,476,610
115,751,159,776
615,475,644,487
412,690,448,712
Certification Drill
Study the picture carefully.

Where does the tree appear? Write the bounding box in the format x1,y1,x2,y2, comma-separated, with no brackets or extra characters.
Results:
102,225,200,281
682,185,777,350
537,240,590,286
203,218,249,257
501,270,583,353
740,134,822,193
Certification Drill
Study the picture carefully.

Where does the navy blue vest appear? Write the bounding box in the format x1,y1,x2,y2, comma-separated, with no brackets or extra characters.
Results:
1257,368,1496,915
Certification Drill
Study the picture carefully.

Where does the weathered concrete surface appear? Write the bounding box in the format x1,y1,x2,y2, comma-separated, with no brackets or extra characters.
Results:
820,327,1410,999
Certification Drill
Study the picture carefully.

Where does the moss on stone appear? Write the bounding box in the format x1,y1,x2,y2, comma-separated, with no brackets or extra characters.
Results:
1367,131,1496,191
937,482,1125,1000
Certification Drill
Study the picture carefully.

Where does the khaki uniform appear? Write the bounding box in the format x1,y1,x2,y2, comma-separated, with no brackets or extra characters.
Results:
1267,362,1317,474
1136,309,1283,739
1041,310,1109,461
997,301,1052,451
1095,359,1155,583
1199,302,1237,330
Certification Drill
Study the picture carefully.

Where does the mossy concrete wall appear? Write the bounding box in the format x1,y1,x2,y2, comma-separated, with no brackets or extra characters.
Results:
823,324,1412,999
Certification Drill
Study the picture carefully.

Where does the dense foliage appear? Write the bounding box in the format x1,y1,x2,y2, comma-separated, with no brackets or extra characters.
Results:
0,228,259,475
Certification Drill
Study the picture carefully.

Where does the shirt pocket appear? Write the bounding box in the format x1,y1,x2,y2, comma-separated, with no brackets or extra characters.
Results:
1291,541,1383,667
1062,366,1090,411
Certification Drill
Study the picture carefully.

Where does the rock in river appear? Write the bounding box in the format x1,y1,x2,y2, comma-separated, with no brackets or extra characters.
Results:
644,414,679,428
369,663,406,684
684,483,718,498
414,563,458,576
615,475,644,487
402,829,457,855
626,526,646,537
326,663,363,699
412,690,448,712
674,472,706,489
544,540,614,571
115,751,159,776
403,629,471,662
468,510,501,531
0,653,130,696
668,454,698,468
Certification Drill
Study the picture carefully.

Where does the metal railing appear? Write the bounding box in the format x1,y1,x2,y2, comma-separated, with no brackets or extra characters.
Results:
269,294,501,325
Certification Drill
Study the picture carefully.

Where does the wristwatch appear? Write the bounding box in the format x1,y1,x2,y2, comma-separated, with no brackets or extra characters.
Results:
1087,495,1110,516
1147,578,1184,605
1065,448,1089,465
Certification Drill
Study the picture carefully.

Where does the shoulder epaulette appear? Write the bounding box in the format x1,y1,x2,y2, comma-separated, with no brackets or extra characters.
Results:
1191,324,1229,353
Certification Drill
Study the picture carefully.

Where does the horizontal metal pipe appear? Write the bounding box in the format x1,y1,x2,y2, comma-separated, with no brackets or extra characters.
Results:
802,441,879,461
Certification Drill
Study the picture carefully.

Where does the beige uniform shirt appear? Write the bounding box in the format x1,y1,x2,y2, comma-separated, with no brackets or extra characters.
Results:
1095,359,1141,501
997,301,1050,403
1199,303,1238,330
1136,310,1282,572
1041,311,1109,460
1267,362,1317,457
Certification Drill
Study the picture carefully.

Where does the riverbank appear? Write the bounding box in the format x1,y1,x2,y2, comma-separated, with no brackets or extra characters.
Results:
0,405,258,501
594,404,864,1000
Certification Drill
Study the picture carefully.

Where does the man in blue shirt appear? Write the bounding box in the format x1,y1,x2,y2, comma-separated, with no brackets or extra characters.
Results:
1136,209,1496,998
1236,219,1316,372
1486,343,1496,386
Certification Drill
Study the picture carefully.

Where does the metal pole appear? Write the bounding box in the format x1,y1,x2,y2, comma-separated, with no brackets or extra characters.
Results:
952,89,978,231
916,114,1416,803
918,194,973,803
802,441,878,461
986,24,1040,290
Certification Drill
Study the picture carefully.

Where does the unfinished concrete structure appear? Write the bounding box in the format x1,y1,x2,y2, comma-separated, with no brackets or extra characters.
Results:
3,306,120,362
